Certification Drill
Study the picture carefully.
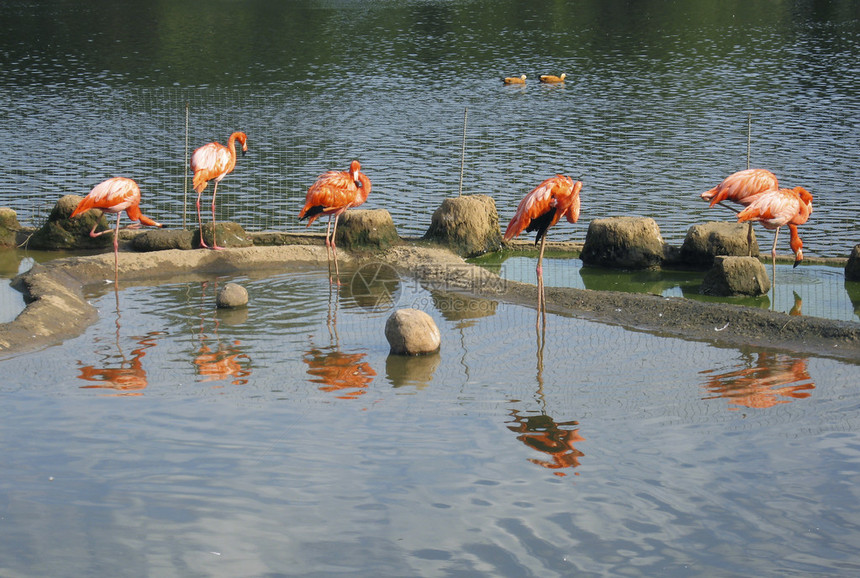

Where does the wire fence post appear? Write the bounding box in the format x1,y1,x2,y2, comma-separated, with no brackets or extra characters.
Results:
183,101,189,230
458,107,468,197
746,113,751,170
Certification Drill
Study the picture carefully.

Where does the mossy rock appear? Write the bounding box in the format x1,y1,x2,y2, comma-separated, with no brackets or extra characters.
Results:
846,244,860,282
0,208,21,248
680,221,760,269
28,195,112,250
580,216,665,269
424,195,502,257
700,256,771,296
336,209,400,250
132,228,195,252
194,222,253,249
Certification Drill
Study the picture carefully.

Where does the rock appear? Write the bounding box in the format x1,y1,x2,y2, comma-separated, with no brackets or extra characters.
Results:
680,222,760,269
336,209,400,250
132,229,195,252
0,208,21,248
385,308,441,355
28,195,112,250
196,222,253,249
216,283,249,308
700,255,771,296
846,244,860,282
580,216,665,269
424,195,502,257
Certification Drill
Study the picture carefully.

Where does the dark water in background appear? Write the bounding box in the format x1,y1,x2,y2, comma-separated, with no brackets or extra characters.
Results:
1,0,858,255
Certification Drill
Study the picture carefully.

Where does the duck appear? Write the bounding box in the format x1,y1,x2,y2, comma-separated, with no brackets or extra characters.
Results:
539,73,566,84
503,74,527,84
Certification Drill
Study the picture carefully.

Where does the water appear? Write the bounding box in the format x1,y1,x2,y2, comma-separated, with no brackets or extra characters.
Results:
2,1,860,575
1,0,858,256
480,252,860,322
1,267,859,576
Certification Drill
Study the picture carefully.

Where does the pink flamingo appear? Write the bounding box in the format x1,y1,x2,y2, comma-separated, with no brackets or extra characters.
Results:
503,175,583,326
190,131,248,250
298,160,372,282
736,186,813,268
70,177,162,280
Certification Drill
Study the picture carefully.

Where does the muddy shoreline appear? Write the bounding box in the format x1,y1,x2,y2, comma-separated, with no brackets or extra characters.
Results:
1,238,858,362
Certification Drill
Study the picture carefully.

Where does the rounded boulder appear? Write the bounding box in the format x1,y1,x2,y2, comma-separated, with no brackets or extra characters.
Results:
385,308,441,355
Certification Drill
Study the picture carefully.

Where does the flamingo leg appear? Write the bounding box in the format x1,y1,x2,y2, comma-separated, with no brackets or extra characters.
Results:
210,181,224,250
112,214,121,285
196,190,208,249
536,234,548,330
330,213,342,284
324,216,334,281
771,226,780,275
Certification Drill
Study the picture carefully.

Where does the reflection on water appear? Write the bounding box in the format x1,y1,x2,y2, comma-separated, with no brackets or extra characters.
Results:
2,266,859,577
77,332,160,396
506,410,585,475
700,352,815,410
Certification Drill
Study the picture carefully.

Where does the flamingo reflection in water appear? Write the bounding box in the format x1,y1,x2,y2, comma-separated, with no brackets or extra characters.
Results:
77,332,161,396
190,282,253,386
700,352,814,410
507,410,585,474
194,340,252,386
303,282,377,400
506,325,585,476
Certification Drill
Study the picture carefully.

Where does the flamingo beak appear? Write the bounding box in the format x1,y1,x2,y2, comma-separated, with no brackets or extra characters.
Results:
353,171,362,188
793,250,803,268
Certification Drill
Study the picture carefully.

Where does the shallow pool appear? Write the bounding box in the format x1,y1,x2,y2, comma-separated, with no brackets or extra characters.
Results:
481,253,860,323
1,263,859,576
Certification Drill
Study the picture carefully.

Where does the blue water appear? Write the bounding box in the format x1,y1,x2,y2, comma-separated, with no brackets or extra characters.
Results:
1,267,859,575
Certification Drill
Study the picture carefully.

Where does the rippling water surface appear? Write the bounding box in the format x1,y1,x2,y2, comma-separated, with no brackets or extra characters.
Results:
1,0,858,256
1,267,860,575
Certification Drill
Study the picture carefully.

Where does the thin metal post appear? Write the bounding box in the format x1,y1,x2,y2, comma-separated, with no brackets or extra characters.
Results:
458,107,468,197
183,101,189,229
746,113,751,170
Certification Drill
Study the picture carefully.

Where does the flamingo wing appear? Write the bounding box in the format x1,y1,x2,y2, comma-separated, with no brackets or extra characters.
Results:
298,170,359,224
191,142,233,192
737,188,802,229
504,179,560,241
702,168,778,207
71,177,140,217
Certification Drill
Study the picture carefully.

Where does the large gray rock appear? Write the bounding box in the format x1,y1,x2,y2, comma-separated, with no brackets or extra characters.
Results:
196,222,253,249
385,308,441,355
336,208,399,250
216,283,249,308
681,222,759,269
28,195,112,250
132,229,195,252
700,255,771,296
846,244,860,282
424,195,502,257
580,216,665,269
0,208,20,248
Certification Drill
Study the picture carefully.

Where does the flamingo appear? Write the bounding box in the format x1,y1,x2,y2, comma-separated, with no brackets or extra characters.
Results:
503,74,527,84
539,73,566,83
736,186,813,269
701,168,780,254
70,177,162,280
190,131,248,250
298,160,372,282
503,175,582,327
